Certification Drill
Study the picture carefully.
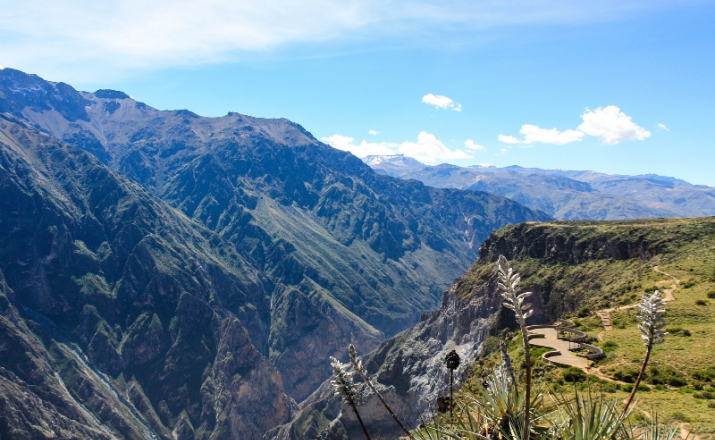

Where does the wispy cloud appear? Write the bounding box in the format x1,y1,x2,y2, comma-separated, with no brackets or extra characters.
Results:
422,93,462,111
322,131,471,163
657,123,669,131
368,129,379,135
0,0,666,81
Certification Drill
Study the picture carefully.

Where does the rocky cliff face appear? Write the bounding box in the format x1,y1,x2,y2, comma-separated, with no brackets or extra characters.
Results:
272,217,700,439
0,116,292,439
0,68,551,404
269,270,507,439
0,68,552,439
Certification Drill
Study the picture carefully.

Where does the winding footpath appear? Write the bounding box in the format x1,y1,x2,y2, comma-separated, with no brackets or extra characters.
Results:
527,327,591,368
596,266,680,340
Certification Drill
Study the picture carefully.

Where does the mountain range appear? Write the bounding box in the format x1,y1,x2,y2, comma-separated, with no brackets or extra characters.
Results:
0,68,549,439
364,154,715,220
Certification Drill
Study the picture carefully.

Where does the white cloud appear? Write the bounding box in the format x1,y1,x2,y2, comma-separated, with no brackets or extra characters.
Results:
464,139,486,151
368,130,379,135
0,1,678,82
398,132,471,163
499,106,649,147
498,148,507,155
498,124,583,145
658,123,669,131
497,134,524,144
321,134,395,157
578,106,650,145
520,124,584,145
422,94,462,111
322,131,470,163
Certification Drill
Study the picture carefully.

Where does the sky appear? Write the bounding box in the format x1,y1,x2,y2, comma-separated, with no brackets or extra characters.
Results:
1,0,714,185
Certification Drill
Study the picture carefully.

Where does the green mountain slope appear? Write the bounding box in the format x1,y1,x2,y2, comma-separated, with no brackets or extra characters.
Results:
0,115,293,439
0,68,551,401
276,216,715,439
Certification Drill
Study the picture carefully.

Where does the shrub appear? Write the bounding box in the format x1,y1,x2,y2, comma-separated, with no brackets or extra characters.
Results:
602,341,618,352
613,368,640,383
709,401,715,409
683,329,692,336
682,280,696,289
577,307,590,318
666,326,682,334
620,383,650,393
646,366,687,387
600,383,619,393
694,391,715,400
481,336,500,357
671,411,691,422
562,367,587,383
692,367,715,382
708,291,715,299
695,299,708,306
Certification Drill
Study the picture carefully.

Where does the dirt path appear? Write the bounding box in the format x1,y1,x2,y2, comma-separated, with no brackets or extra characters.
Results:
596,266,680,340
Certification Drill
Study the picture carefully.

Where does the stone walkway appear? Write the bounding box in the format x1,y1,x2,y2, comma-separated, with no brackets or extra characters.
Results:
528,327,591,369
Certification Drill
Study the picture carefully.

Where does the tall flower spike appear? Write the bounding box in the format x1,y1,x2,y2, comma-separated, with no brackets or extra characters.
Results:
497,255,534,327
499,340,516,385
330,357,361,405
637,290,668,346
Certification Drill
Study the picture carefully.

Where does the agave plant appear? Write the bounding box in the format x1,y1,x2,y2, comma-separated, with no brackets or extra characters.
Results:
622,290,668,416
330,356,371,440
497,255,535,440
349,344,416,439
633,413,687,440
549,387,630,440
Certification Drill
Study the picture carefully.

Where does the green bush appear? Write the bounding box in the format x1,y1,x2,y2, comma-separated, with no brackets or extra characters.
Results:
620,383,650,393
577,307,591,318
481,336,500,357
707,291,715,299
695,299,708,306
692,367,715,382
602,341,618,352
614,368,640,383
671,411,691,422
562,367,587,383
682,280,696,289
694,391,715,400
646,366,688,387
709,401,715,409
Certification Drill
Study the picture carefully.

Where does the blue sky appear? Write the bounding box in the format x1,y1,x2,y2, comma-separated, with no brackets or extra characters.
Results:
2,0,714,184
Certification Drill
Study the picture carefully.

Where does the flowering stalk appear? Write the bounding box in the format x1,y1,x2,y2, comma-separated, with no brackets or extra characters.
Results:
497,255,534,440
331,356,371,440
500,340,517,385
349,344,415,439
621,290,668,417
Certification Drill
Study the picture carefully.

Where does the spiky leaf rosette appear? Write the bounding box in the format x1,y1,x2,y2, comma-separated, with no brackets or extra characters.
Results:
497,255,534,327
637,290,668,346
330,356,361,405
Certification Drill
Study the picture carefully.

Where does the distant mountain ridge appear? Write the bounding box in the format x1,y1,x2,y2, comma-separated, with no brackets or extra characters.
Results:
0,68,550,439
363,155,715,220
